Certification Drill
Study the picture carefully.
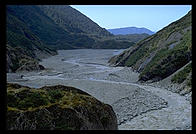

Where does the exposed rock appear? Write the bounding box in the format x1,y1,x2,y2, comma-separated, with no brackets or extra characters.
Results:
137,52,156,72
7,83,118,130
6,44,54,73
16,61,45,72
7,52,13,73
108,10,192,82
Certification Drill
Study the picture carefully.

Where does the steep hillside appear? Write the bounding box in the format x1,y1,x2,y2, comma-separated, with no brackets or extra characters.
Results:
39,5,112,37
7,5,134,72
7,44,46,72
6,7,57,72
107,27,155,35
37,5,134,49
170,62,192,96
7,83,118,130
7,5,114,49
109,10,192,83
148,61,192,103
7,5,94,50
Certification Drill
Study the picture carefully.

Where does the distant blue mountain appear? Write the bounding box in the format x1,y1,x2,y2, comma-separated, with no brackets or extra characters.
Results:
107,27,155,35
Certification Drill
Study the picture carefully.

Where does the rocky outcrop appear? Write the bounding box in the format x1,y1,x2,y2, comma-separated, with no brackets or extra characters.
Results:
7,83,118,130
6,44,56,73
16,60,45,72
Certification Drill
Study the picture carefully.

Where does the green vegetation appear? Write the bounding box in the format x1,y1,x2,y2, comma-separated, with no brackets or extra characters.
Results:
7,89,49,110
110,10,192,82
7,83,98,111
94,40,135,49
102,33,150,43
6,7,57,72
6,5,113,50
171,62,192,84
139,29,191,81
125,43,149,67
39,5,112,37
123,33,165,68
187,75,192,87
7,83,117,130
7,5,139,72
48,89,64,103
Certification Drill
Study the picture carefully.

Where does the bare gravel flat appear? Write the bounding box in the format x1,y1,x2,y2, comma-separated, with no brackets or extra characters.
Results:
7,49,192,130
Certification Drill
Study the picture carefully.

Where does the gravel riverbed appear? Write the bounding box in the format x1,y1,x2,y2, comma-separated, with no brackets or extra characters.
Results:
7,49,192,130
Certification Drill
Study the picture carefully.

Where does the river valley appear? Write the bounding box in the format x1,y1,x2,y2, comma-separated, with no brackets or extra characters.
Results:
7,49,192,130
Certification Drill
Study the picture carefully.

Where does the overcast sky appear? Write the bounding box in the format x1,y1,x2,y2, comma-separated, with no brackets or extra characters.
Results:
71,5,192,32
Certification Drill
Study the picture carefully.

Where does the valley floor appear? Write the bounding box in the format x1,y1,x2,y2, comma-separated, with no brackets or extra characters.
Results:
7,49,192,130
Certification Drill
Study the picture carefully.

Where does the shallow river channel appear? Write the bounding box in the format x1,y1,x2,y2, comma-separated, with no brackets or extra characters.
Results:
7,49,192,130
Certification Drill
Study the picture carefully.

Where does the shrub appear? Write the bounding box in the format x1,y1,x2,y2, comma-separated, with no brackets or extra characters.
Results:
15,90,49,110
171,63,192,84
7,92,19,107
48,90,64,103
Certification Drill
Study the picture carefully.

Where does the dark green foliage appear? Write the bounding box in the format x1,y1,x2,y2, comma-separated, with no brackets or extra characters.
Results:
7,5,72,47
6,12,54,53
125,44,149,66
187,76,192,87
16,90,49,110
48,90,64,103
7,92,19,107
7,88,67,110
6,83,22,89
139,30,192,81
7,5,163,74
171,63,192,84
7,31,36,58
39,5,112,37
7,84,89,110
113,33,150,43
7,83,118,130
7,5,115,51
7,6,57,72
111,10,192,82
7,5,134,73
93,40,134,49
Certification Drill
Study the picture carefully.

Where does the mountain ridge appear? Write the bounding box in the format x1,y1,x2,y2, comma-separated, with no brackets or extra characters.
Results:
107,27,155,35
6,5,136,72
109,10,192,85
38,5,112,37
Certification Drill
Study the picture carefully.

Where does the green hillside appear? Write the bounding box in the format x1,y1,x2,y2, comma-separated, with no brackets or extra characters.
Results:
7,5,149,72
109,10,192,83
7,83,118,130
6,6,57,72
7,5,93,49
39,5,112,37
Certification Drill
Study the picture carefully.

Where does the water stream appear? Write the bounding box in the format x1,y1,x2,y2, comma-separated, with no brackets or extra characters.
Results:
7,49,191,130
